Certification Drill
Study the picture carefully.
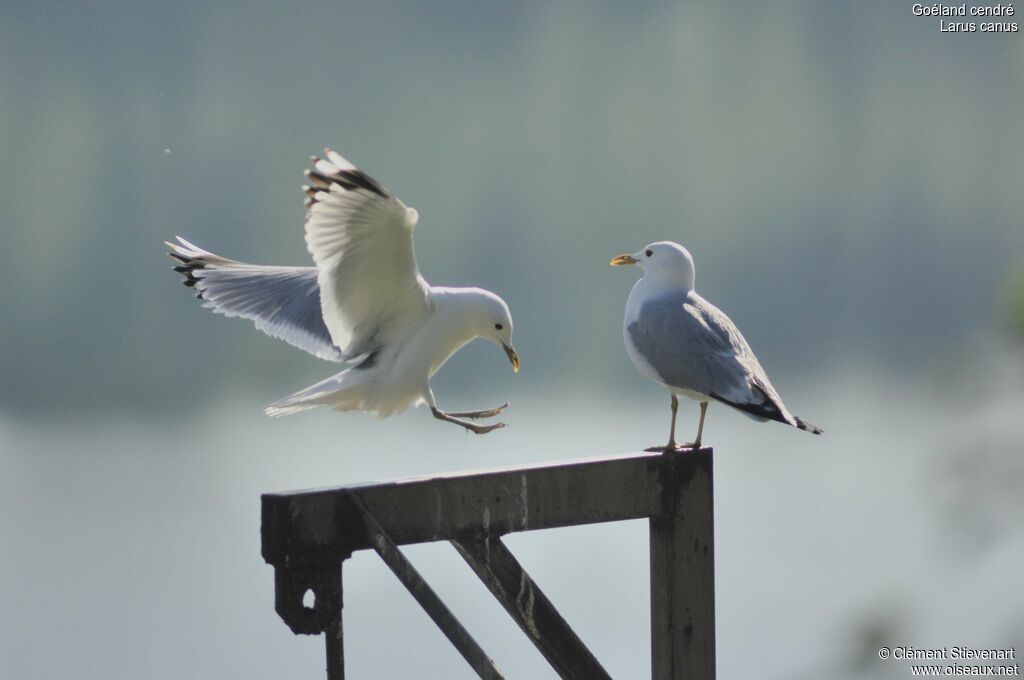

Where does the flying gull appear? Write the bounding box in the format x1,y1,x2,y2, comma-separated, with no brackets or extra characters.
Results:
611,241,822,450
168,149,519,434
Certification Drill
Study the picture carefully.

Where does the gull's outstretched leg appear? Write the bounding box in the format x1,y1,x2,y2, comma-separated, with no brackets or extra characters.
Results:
431,407,506,435
691,401,708,449
443,403,509,420
646,394,681,452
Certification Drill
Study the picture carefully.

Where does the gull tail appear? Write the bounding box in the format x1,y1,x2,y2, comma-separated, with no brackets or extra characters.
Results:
264,364,375,417
711,388,824,435
794,416,824,435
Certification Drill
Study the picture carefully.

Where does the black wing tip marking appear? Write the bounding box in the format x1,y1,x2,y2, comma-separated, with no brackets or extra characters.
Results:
304,155,388,206
711,390,825,435
795,417,824,435
168,249,207,298
710,391,786,423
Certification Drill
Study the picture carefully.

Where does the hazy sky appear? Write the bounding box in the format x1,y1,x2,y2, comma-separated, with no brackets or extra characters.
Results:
1,1,1022,414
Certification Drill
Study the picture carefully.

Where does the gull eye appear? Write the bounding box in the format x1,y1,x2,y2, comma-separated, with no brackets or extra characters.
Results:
645,249,654,257
494,323,503,331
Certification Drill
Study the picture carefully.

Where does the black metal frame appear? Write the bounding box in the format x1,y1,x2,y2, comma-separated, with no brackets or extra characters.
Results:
261,448,715,679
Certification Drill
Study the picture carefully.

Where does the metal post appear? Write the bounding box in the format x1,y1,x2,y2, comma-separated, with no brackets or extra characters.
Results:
325,572,344,680
650,449,715,679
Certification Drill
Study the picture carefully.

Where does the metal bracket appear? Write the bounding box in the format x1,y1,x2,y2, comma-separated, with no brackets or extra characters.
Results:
273,562,345,636
262,449,716,679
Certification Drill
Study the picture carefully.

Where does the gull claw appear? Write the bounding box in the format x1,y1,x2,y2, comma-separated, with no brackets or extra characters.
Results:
465,421,507,435
431,406,508,435
446,403,510,420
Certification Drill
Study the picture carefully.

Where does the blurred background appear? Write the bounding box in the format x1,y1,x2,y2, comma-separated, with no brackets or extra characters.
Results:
2,1,1023,678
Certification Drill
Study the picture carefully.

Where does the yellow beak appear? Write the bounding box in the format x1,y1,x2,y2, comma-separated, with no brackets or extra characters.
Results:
503,343,520,373
610,254,638,266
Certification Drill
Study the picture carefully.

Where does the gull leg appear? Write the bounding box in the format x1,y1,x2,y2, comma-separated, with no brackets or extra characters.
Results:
646,394,681,452
442,403,509,420
667,394,679,448
691,401,708,449
431,407,506,435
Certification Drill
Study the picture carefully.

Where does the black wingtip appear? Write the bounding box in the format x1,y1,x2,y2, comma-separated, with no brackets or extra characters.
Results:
338,168,386,198
304,156,388,199
795,417,824,435
168,251,206,291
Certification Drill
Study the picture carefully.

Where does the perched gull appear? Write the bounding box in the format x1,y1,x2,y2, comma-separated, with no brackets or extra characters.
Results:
167,149,519,434
611,241,822,450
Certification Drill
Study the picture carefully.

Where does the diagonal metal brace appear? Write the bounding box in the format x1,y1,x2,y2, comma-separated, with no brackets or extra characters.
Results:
453,534,613,680
349,492,505,680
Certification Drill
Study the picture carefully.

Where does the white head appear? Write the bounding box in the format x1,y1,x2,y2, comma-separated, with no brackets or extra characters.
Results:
466,288,520,372
610,240,695,290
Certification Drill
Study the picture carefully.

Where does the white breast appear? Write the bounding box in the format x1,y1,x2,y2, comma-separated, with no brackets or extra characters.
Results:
622,278,665,384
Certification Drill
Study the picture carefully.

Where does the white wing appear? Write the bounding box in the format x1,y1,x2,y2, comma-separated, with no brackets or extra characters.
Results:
167,237,344,362
303,149,430,358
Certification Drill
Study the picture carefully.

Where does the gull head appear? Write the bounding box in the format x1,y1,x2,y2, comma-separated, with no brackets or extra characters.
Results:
611,240,695,290
468,289,520,372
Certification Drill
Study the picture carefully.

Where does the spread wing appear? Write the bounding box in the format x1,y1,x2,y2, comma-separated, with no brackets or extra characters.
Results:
167,237,344,361
628,291,798,426
303,149,430,358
